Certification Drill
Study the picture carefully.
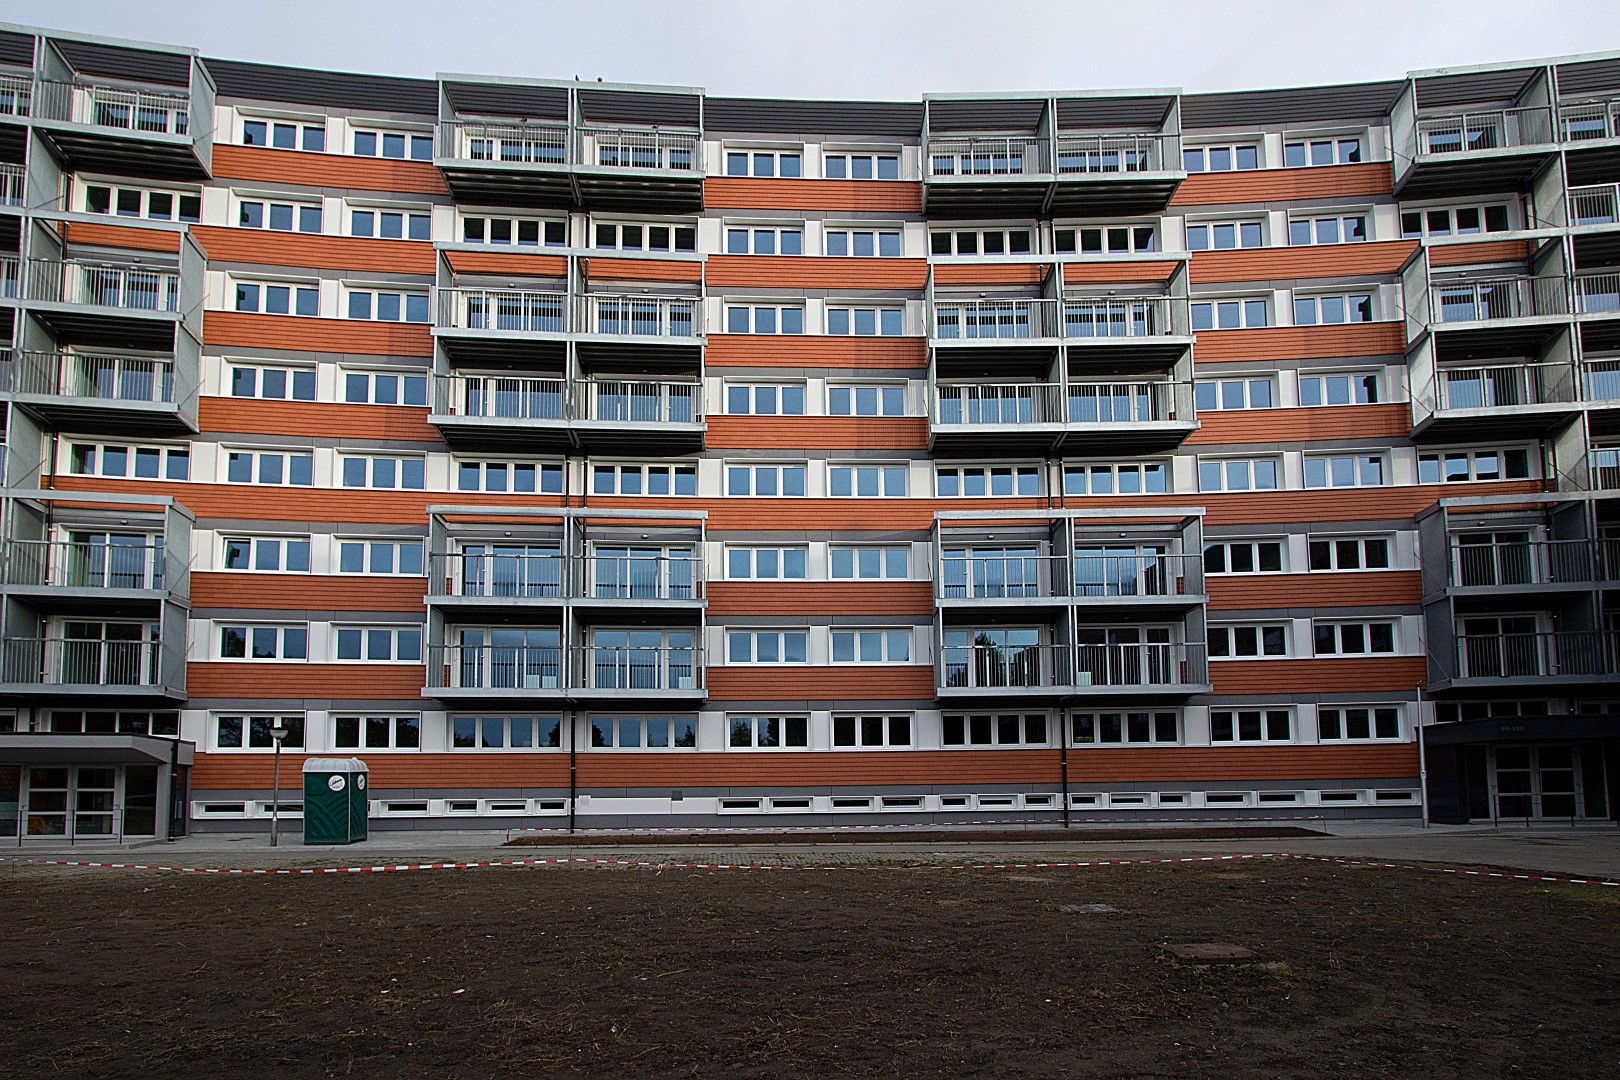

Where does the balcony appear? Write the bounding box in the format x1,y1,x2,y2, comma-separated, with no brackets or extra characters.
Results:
426,641,704,703
1569,184,1620,228
1394,104,1557,198
433,287,568,364
0,72,31,119
0,633,180,699
24,241,205,347
930,378,1194,454
1452,631,1619,685
574,126,703,212
936,640,1207,700
573,378,703,452
0,253,18,299
936,549,1202,611
1559,94,1620,185
1413,360,1580,440
575,293,702,366
0,163,23,208
30,73,212,180
10,348,199,434
435,119,573,207
430,372,570,451
1444,537,1603,603
0,536,173,614
429,374,703,452
1573,271,1620,318
923,135,1052,216
426,549,566,615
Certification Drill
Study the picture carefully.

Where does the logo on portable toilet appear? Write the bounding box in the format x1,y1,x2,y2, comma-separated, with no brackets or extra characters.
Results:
329,775,346,792
357,775,367,790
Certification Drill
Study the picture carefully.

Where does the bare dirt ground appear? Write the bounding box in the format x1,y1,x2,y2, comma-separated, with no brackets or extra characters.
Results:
1,857,1617,1079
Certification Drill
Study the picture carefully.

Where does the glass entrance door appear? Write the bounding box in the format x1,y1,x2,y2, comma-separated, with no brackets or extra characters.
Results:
16,766,156,840
1491,745,1604,820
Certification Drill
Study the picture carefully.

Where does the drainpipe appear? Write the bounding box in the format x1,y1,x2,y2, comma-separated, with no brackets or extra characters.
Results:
1060,730,1071,829
567,709,577,834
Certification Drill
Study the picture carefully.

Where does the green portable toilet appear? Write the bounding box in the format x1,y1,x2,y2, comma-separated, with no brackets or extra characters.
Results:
301,758,369,845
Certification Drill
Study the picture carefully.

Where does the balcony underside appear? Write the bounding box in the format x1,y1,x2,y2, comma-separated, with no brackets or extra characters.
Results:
1564,140,1620,187
435,162,576,210
1396,148,1559,200
428,414,704,454
1430,672,1620,693
0,587,175,617
434,330,568,366
572,166,703,214
935,682,1209,703
10,393,196,437
0,683,185,705
930,342,1062,371
1047,174,1183,217
1586,399,1620,438
423,593,570,618
433,162,703,214
1064,337,1193,370
936,593,1205,616
573,419,704,454
33,123,209,182
1444,583,1598,610
574,338,703,369
1411,401,1582,443
923,175,1183,219
427,685,705,707
1572,232,1620,264
1426,320,1569,361
24,303,181,350
929,419,1196,456
1580,320,1620,354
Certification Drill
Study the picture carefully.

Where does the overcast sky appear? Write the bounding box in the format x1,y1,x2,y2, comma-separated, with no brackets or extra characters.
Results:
6,0,1620,100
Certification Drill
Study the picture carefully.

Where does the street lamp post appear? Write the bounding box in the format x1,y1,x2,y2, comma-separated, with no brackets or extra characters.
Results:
270,722,289,847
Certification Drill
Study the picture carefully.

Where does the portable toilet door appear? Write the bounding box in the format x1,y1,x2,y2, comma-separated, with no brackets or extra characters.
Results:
348,766,369,842
302,758,369,844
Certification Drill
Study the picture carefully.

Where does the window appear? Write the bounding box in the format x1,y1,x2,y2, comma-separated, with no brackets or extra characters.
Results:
825,151,900,180
242,119,325,152
214,714,305,750
1418,448,1533,484
825,228,902,257
343,369,428,407
234,280,319,317
451,714,563,750
592,463,698,496
239,197,322,234
336,626,424,662
592,220,694,252
346,288,430,324
1309,536,1391,571
1195,377,1274,411
1211,709,1292,743
338,539,424,576
831,629,912,663
230,363,316,401
1185,220,1263,251
726,224,803,255
1071,711,1178,745
1401,203,1511,239
68,442,189,481
726,149,801,177
726,546,807,580
1304,453,1387,488
832,714,912,748
340,454,425,490
468,214,567,247
223,536,310,573
725,382,806,416
830,545,909,580
727,714,810,749
1283,136,1363,168
1294,293,1373,325
1183,143,1259,172
588,716,698,749
225,448,314,487
937,464,1041,497
333,714,421,750
349,206,430,241
1299,370,1380,406
727,630,808,664
219,624,308,661
352,129,434,161
1204,540,1283,575
1209,624,1289,658
1313,621,1396,656
46,711,178,737
1062,461,1169,496
1198,457,1280,492
931,227,1034,256
1318,706,1402,741
828,383,906,416
1289,213,1368,245
829,463,908,497
1191,297,1268,330
827,306,904,336
944,712,1050,747
83,183,200,223
725,303,804,335
1054,224,1157,255
459,460,566,495
727,463,806,497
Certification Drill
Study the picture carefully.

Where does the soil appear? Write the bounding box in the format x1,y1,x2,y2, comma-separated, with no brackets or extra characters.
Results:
1,857,1616,1079
503,825,1327,846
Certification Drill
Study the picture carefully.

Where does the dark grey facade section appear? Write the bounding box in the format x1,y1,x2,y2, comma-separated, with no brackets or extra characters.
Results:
205,57,437,115
1414,67,1540,109
705,97,924,136
1556,57,1620,97
1181,81,1404,128
441,81,567,119
54,40,190,86
577,88,700,126
0,30,33,66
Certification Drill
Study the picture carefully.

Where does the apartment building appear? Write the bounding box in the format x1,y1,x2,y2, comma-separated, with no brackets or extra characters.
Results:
0,23,1616,839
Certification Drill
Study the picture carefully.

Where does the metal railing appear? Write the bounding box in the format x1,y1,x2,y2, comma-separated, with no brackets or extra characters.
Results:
927,136,1050,178
1436,362,1571,410
430,643,703,692
1572,271,1620,316
1559,96,1620,143
0,254,19,299
1456,631,1617,679
1429,276,1567,323
428,552,564,599
581,126,699,172
34,79,190,136
1,636,161,687
0,73,32,117
27,258,182,313
1063,296,1172,339
936,383,1065,425
2,538,165,591
1066,380,1184,423
580,380,702,423
940,641,1201,690
1587,358,1620,403
1569,183,1620,226
576,644,702,691
581,294,700,338
0,163,22,207
437,288,567,333
580,555,701,601
932,299,1060,339
1450,538,1598,588
1055,133,1171,174
1416,107,1554,155
1071,550,1191,598
15,350,177,405
439,374,567,420
1589,448,1620,490
428,644,565,690
440,120,569,165
938,551,1191,600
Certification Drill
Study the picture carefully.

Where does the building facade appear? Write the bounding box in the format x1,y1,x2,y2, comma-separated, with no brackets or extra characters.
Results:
0,23,1617,839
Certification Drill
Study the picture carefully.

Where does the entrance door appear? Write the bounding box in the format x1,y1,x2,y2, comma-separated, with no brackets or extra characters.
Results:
1491,745,1604,820
16,766,157,840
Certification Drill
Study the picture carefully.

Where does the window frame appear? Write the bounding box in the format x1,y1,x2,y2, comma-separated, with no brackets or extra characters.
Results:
222,535,311,574
457,458,567,496
1308,535,1393,573
232,278,320,318
1197,455,1282,493
1303,452,1388,489
726,714,811,749
724,302,806,335
212,713,306,752
1317,704,1403,742
1208,623,1291,659
337,538,425,577
1184,218,1265,251
1210,708,1294,743
228,361,317,402
1282,134,1364,168
1062,461,1170,496
217,623,309,662
1312,620,1397,657
723,381,807,416
831,713,913,749
449,713,564,751
829,545,910,580
1203,539,1285,576
830,628,913,664
1191,296,1269,330
334,625,425,663
223,447,315,487
590,462,698,497
936,464,1042,498
726,629,810,665
1070,710,1179,746
67,441,190,482
942,712,1053,748
1182,142,1261,173
724,546,809,581
332,714,423,751
726,462,808,498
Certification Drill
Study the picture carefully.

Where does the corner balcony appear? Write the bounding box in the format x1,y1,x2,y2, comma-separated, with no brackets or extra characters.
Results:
0,163,23,208
10,347,199,435
0,536,178,615
923,135,1053,216
1412,274,1570,359
1442,538,1604,606
936,640,1208,702
425,550,566,617
1446,631,1620,689
24,251,203,348
1559,94,1620,185
930,378,1194,455
1569,183,1620,229
1412,359,1581,441
1394,105,1557,199
430,372,570,451
0,632,185,702
31,76,212,180
433,286,568,364
1049,132,1183,216
427,640,568,703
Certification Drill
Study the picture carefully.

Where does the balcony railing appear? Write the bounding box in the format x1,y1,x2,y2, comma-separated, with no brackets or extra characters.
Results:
2,538,165,591
577,644,702,691
1063,297,1172,339
580,294,700,338
927,137,1050,178
1054,133,1172,174
437,288,567,333
34,79,190,136
1065,381,1185,423
1450,538,1598,588
1587,359,1620,403
937,383,1064,425
1,636,161,687
1572,271,1620,316
580,127,699,172
1429,276,1567,324
580,380,701,423
429,552,564,599
580,555,700,601
1560,96,1620,143
940,641,1201,690
0,73,32,117
430,643,565,690
937,550,1191,600
426,644,704,692
1570,184,1620,226
1435,361,1571,410
0,254,19,299
439,373,566,420
439,120,569,165
1456,631,1617,679
26,258,182,313
1415,107,1554,155
933,299,1060,339
15,350,176,405
0,163,22,207
1590,447,1620,489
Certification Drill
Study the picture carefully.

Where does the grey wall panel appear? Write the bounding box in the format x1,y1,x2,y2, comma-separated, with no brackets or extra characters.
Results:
54,40,190,86
206,58,438,115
